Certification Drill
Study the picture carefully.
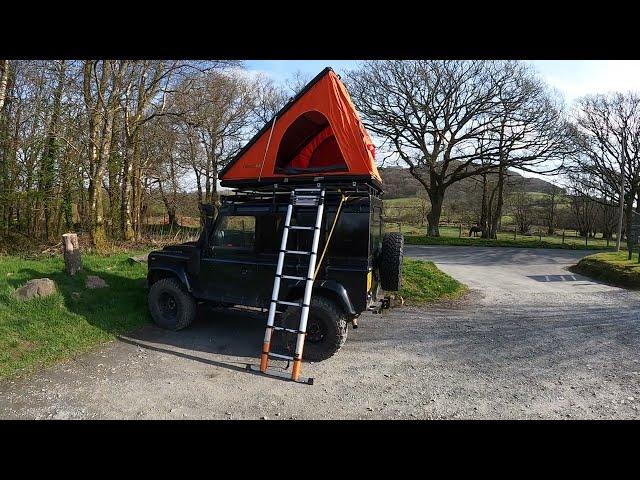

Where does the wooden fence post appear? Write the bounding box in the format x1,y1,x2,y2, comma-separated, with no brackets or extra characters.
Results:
562,230,565,244
62,233,82,276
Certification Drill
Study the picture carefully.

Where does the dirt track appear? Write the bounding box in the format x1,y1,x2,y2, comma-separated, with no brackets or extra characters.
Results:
1,245,639,419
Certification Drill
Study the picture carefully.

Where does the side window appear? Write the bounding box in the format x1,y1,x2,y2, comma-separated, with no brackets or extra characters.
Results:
255,214,284,254
212,215,256,251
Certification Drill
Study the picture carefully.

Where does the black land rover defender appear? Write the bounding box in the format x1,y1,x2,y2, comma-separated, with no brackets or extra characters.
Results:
146,184,403,361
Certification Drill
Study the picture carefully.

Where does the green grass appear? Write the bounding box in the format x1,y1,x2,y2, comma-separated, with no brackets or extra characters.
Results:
572,251,640,288
399,258,467,304
404,234,615,250
0,251,150,380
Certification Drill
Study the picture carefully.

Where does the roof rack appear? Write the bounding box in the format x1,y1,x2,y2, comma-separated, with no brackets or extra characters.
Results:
219,180,381,208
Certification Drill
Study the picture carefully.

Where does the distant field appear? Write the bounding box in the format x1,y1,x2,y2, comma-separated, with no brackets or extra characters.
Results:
383,197,620,251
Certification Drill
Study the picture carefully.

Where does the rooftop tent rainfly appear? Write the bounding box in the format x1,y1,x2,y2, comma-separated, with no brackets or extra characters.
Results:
219,68,381,190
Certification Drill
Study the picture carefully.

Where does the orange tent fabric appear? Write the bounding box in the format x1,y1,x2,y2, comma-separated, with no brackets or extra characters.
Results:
220,68,381,187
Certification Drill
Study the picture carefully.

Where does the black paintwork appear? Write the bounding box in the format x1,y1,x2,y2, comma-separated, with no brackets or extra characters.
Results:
147,188,384,318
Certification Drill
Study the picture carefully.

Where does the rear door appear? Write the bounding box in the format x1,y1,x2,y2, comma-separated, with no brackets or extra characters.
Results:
254,209,318,308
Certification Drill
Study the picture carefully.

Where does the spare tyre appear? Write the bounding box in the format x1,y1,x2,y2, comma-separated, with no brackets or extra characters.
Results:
379,232,404,291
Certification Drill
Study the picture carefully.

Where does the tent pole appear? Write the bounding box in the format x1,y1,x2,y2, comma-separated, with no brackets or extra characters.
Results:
258,116,277,183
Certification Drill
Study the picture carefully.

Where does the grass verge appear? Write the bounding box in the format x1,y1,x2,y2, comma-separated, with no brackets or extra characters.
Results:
571,251,640,288
404,234,614,250
0,251,150,380
399,258,468,304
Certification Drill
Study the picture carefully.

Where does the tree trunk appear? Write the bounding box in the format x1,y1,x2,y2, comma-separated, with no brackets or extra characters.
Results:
38,61,66,241
107,112,121,238
90,100,116,249
426,188,445,237
479,173,488,229
121,133,135,241
0,60,9,113
624,187,636,245
62,233,82,276
132,163,143,240
488,166,506,239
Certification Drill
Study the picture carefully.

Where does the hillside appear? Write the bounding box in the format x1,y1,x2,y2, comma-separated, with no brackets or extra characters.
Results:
379,166,560,199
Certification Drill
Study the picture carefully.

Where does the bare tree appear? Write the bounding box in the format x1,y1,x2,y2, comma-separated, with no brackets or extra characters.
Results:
481,63,572,239
540,183,564,235
144,117,186,227
510,180,536,234
251,73,288,126
346,60,570,236
285,70,313,95
571,92,640,245
171,70,256,216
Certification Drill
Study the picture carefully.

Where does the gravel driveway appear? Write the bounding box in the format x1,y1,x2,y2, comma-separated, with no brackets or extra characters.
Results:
1,245,639,419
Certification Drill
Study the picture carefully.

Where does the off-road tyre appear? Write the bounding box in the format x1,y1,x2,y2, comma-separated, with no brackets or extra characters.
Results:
148,277,197,331
380,232,404,291
273,296,348,362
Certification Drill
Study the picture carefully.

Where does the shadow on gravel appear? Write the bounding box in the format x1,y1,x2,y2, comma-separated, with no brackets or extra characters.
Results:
115,305,289,378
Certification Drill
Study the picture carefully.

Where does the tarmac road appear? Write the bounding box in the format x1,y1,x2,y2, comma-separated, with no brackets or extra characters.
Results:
1,245,639,419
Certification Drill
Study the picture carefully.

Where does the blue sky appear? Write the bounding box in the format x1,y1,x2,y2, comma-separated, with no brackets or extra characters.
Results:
243,60,640,184
245,60,640,104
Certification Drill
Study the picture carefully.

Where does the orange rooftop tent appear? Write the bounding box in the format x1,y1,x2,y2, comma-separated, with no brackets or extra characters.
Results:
220,67,381,190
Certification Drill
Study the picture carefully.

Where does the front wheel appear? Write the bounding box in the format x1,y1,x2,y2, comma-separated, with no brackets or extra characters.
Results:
148,277,197,331
274,296,348,362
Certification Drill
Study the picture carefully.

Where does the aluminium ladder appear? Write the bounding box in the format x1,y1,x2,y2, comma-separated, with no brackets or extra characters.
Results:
247,188,325,384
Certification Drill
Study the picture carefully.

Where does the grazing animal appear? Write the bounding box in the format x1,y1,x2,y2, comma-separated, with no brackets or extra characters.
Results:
469,225,483,237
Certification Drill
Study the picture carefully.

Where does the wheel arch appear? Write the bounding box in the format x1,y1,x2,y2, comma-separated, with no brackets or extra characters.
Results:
285,280,356,316
147,267,192,292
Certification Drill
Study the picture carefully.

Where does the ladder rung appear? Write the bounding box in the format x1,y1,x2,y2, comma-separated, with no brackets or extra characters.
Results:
274,300,303,307
280,274,306,281
270,326,301,334
282,249,312,255
293,198,320,206
287,225,316,231
268,352,295,361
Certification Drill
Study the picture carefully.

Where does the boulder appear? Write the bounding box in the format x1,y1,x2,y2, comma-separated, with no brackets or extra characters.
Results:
14,278,57,300
85,275,108,289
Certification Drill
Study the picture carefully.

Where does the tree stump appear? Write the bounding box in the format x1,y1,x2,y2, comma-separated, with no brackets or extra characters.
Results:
62,233,82,276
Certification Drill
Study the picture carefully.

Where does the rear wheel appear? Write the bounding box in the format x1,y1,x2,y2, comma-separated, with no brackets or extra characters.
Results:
273,296,348,362
148,277,196,331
